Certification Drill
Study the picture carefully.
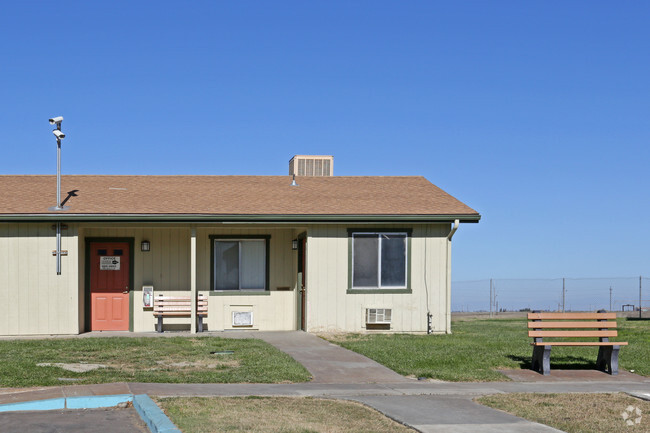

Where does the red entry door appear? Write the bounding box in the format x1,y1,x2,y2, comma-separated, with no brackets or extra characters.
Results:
90,242,130,331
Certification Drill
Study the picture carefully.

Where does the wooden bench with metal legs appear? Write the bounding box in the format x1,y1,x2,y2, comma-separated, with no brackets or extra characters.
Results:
153,294,208,332
528,311,628,375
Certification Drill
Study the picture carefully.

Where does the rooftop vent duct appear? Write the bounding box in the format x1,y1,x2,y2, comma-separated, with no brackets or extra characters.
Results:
289,155,333,177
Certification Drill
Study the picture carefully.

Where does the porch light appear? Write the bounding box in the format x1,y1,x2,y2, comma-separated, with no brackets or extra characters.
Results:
141,240,151,252
292,239,298,250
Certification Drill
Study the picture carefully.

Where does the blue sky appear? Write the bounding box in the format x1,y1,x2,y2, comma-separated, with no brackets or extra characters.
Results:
2,1,649,281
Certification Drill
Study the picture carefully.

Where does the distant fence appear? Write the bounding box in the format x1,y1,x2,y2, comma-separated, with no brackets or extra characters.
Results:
452,276,650,314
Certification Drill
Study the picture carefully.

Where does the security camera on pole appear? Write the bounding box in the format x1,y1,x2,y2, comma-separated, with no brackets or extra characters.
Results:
48,116,67,212
48,116,66,275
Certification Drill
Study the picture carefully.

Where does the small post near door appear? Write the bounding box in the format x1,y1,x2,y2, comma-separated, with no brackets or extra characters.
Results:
297,236,306,331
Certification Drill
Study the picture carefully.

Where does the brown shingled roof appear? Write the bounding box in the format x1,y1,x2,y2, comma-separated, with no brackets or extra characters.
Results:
0,175,479,221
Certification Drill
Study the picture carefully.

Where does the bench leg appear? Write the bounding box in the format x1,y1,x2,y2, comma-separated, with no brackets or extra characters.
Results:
532,345,551,375
157,316,163,333
597,345,620,375
197,315,204,333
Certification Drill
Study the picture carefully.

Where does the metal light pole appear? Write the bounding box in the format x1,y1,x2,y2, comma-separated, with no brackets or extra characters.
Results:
48,116,67,275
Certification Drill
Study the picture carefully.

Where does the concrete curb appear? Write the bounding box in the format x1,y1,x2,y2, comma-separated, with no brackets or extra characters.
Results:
133,394,181,433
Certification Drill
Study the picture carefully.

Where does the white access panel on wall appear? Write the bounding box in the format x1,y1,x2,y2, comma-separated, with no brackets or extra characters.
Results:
232,311,254,327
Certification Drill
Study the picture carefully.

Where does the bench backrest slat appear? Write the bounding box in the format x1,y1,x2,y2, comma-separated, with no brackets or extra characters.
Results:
154,294,208,314
529,330,618,338
528,312,616,320
527,321,617,329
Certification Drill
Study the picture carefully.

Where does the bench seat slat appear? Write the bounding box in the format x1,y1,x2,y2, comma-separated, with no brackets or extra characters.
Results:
528,312,616,320
155,302,192,306
154,311,207,314
529,330,618,338
154,312,207,317
531,342,628,346
527,321,617,329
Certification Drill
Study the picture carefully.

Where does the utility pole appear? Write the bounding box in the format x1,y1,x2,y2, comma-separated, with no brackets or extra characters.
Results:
639,276,643,319
489,279,493,318
562,278,566,313
609,286,613,311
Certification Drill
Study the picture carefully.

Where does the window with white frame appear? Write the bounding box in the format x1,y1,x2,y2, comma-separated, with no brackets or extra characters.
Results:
211,237,269,291
351,231,408,289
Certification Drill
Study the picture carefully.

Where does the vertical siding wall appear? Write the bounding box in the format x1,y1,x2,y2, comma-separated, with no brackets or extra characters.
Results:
197,228,298,331
81,226,298,332
305,224,450,333
0,223,79,335
82,226,191,332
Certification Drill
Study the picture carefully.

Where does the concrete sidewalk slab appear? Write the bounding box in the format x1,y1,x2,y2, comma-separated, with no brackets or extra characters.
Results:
350,395,564,433
499,368,647,382
3,379,650,404
228,331,411,383
0,407,149,433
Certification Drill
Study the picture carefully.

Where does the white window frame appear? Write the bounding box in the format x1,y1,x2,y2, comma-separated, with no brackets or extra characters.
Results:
351,232,408,290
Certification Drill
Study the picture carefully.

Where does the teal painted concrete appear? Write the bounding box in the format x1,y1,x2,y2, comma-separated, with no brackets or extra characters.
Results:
0,397,65,412
133,394,181,433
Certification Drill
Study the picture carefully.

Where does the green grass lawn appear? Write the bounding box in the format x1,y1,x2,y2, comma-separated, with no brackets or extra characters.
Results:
327,317,650,381
0,337,311,387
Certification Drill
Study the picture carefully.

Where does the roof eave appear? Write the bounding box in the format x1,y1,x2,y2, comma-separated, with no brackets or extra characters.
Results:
0,213,481,224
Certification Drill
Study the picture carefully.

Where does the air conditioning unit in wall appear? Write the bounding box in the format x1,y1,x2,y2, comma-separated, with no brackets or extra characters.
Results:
366,308,392,325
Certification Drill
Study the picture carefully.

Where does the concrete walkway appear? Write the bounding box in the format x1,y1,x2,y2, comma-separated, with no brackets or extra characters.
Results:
229,331,410,383
2,331,650,432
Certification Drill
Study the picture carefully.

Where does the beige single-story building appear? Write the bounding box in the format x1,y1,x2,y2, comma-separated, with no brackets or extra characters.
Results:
0,156,479,335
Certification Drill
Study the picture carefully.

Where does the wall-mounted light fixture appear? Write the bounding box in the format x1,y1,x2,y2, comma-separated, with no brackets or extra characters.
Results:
292,239,298,250
141,240,151,252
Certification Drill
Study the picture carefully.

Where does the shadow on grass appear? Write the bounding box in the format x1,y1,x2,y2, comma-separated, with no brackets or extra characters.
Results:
507,354,596,370
626,317,650,321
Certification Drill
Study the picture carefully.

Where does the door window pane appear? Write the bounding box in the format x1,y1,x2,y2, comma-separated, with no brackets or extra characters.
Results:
380,234,406,286
353,234,379,287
